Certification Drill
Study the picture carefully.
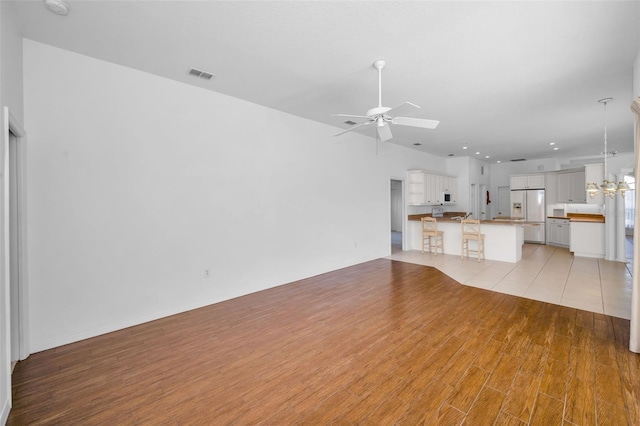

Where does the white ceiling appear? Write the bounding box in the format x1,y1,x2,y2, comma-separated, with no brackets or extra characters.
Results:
12,0,640,162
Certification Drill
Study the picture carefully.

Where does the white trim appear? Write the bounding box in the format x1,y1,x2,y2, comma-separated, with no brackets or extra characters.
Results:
630,97,640,353
0,397,10,425
1,108,12,425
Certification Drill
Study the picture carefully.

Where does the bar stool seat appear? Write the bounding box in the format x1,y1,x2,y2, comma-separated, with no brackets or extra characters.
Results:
461,218,485,262
421,217,444,255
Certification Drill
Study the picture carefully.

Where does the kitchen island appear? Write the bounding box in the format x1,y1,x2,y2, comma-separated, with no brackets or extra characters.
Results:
407,214,530,263
546,213,605,258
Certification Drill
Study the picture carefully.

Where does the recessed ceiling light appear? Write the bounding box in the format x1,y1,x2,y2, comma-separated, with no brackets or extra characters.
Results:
549,142,555,146
462,146,468,150
485,155,490,159
475,152,480,155
497,160,501,163
553,147,559,151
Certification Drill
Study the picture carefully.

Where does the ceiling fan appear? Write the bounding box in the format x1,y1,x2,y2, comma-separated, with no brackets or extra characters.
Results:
333,59,440,142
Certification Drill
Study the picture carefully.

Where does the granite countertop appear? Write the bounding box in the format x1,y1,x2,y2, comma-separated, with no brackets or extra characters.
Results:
408,213,541,225
547,213,605,223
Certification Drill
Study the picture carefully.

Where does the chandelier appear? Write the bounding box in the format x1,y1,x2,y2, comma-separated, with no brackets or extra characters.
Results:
585,98,630,199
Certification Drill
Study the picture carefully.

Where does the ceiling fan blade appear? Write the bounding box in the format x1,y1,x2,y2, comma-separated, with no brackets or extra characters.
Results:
332,113,371,119
377,123,393,141
386,101,421,117
333,121,370,137
392,116,440,129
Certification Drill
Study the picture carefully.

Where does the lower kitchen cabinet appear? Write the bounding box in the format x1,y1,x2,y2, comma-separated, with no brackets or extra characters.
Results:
547,218,570,247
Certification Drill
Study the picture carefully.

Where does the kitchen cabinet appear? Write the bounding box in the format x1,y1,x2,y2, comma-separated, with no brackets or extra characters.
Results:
510,174,545,190
547,218,570,247
556,171,586,203
570,221,605,258
408,170,426,205
407,170,457,205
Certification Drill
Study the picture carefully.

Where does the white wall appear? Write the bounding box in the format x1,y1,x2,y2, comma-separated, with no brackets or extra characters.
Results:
0,1,24,423
23,40,448,352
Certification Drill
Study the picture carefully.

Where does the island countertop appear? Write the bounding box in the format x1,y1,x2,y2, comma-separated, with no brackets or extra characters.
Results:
408,213,542,226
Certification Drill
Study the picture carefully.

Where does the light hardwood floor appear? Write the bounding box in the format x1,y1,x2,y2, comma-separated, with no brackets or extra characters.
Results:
8,259,640,425
388,242,633,319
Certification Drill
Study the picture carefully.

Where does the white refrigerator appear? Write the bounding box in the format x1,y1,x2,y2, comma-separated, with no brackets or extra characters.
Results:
510,189,546,244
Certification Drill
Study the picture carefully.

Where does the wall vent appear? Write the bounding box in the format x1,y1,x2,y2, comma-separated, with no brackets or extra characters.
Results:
188,68,215,80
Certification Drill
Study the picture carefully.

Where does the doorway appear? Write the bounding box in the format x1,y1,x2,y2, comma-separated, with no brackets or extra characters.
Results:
470,184,479,219
497,186,511,217
390,179,404,253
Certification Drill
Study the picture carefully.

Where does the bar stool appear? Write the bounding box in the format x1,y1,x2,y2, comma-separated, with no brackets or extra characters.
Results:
421,217,444,255
461,219,485,262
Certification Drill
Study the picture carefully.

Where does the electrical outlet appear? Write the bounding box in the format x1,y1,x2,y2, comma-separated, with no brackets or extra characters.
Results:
204,269,211,278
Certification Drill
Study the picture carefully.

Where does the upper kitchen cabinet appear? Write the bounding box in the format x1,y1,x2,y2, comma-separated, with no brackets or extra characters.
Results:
407,170,457,205
408,170,427,205
510,174,545,190
557,170,586,203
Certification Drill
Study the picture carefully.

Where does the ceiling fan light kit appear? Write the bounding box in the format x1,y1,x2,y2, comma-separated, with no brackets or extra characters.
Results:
333,59,439,142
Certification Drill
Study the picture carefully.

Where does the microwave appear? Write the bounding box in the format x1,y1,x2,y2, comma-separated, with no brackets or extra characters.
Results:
442,191,454,205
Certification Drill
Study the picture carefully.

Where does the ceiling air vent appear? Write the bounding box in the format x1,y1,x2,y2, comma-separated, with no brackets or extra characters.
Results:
188,68,215,80
344,120,357,125
510,158,527,162
413,143,422,146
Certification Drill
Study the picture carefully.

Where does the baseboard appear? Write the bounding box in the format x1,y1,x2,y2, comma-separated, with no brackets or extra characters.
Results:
0,396,10,426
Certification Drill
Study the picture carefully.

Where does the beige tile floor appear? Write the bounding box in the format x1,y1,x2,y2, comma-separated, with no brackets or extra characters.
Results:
387,238,633,319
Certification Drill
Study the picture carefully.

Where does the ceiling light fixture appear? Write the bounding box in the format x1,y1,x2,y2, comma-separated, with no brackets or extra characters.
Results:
475,151,480,155
553,147,559,151
549,142,555,146
586,98,629,199
44,0,69,15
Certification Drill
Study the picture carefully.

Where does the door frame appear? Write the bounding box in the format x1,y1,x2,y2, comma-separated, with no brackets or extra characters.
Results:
3,107,28,362
390,177,406,251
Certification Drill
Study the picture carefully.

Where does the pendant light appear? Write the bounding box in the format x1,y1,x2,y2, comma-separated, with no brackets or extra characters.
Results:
585,98,630,199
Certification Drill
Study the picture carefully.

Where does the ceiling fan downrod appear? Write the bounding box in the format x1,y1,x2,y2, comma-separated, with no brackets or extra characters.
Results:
374,59,386,108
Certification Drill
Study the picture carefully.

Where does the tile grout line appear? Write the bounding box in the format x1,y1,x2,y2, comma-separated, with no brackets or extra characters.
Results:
558,253,573,305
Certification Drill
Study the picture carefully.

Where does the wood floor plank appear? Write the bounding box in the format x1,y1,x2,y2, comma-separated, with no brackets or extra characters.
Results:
445,366,490,414
502,371,542,423
539,356,569,400
464,386,505,424
7,259,639,425
486,353,523,394
564,376,597,425
529,393,564,426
